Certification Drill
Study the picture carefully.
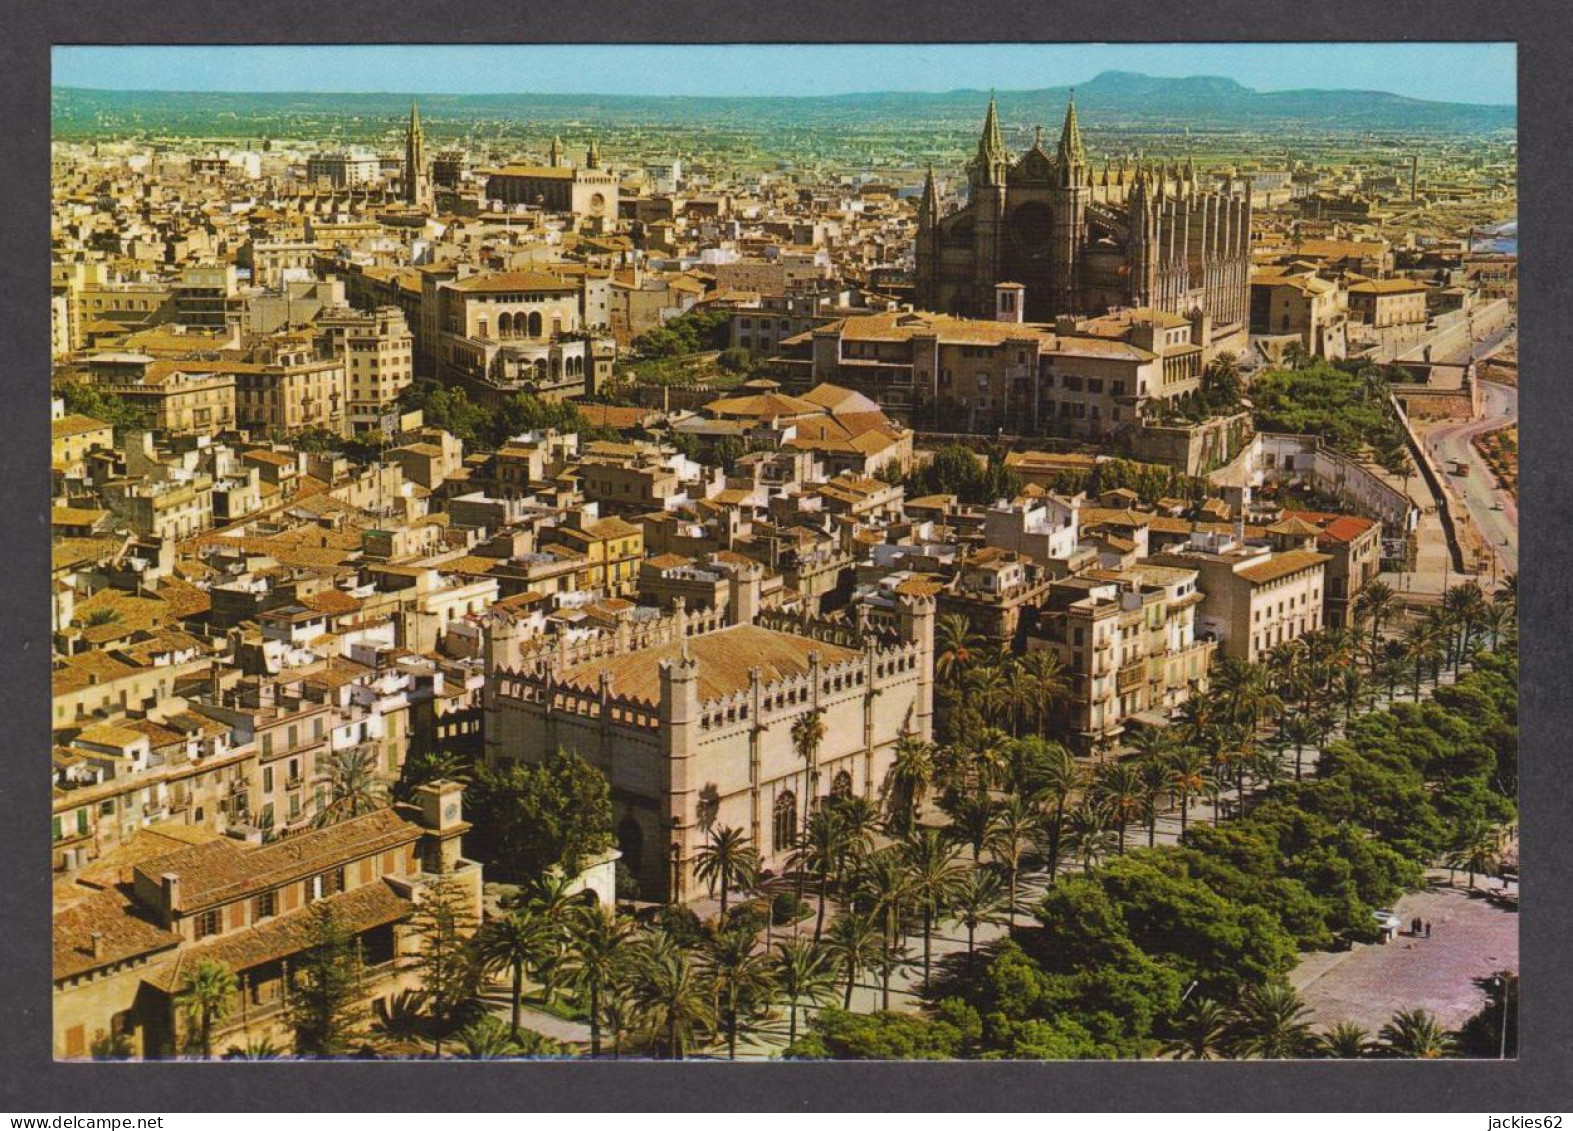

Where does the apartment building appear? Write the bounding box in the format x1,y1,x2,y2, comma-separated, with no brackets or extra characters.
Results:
1026,563,1214,753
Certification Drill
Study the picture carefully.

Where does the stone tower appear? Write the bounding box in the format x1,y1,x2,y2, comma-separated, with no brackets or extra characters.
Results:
1049,93,1091,317
966,95,1010,314
404,100,431,210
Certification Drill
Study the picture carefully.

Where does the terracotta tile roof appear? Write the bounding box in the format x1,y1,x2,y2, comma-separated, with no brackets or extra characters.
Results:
131,808,423,910
150,879,416,991
157,576,212,619
54,885,181,981
300,589,362,617
445,270,577,294
1236,549,1332,584
52,414,112,439
1283,509,1379,545
557,623,860,705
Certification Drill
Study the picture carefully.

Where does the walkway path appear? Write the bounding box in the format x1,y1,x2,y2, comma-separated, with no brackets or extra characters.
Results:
1289,880,1518,1034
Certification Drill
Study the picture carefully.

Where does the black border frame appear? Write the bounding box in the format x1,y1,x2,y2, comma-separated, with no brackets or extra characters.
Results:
4,2,1570,1111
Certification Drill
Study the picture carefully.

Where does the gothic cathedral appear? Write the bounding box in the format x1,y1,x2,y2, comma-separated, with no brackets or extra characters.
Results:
915,96,1252,333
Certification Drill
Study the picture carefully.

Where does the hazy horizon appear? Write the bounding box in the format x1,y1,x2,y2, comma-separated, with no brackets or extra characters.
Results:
51,44,1518,106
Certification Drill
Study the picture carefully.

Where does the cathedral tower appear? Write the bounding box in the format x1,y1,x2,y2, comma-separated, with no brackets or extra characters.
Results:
404,100,431,210
1048,93,1091,317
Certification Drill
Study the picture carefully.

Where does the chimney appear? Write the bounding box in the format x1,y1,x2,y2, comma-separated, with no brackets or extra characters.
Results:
90,930,104,962
160,872,181,916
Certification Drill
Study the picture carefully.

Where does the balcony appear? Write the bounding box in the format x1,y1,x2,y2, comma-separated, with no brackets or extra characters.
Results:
1116,662,1146,694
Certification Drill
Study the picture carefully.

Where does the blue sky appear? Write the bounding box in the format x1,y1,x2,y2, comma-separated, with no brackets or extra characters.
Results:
52,44,1517,106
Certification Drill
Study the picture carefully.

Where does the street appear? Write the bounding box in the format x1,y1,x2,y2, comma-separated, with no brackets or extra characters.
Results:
1427,378,1518,576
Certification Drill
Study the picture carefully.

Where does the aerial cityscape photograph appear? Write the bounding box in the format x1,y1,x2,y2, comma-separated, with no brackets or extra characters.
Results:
46,42,1519,1064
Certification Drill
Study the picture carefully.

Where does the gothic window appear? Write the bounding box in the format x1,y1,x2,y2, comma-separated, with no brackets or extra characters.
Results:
528,312,543,337
772,791,798,854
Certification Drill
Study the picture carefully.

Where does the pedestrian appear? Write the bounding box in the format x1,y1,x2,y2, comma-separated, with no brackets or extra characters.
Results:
1425,921,1432,938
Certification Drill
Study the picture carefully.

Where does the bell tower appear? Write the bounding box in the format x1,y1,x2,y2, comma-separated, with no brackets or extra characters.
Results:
967,95,1010,316
1050,93,1090,316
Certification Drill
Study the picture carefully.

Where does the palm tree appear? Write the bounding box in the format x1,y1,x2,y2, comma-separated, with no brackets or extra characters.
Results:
692,824,760,920
560,902,635,1057
1481,600,1514,652
1018,649,1068,737
790,709,827,830
899,827,965,993
772,937,837,1049
1317,1021,1374,1059
1279,714,1321,783
1028,740,1083,884
223,1036,285,1060
856,848,914,1011
881,731,936,834
985,796,1040,932
824,908,884,1010
1356,580,1396,652
472,909,546,1038
965,663,1011,730
935,612,982,687
176,958,238,1060
793,804,853,943
598,982,635,1060
393,747,472,803
703,922,777,1060
1379,1008,1455,1058
951,867,1008,954
314,743,387,827
631,932,714,1060
1063,800,1116,871
1136,756,1176,849
942,789,996,866
1160,996,1231,1060
1227,982,1316,1059
1401,619,1443,701
1093,760,1144,854
1446,820,1502,889
1164,745,1212,835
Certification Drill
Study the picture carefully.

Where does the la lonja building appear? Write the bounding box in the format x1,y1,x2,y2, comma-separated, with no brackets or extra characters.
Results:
482,564,935,899
915,95,1253,349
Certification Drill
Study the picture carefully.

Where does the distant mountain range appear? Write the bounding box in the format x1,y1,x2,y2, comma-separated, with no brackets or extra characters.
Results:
51,70,1516,138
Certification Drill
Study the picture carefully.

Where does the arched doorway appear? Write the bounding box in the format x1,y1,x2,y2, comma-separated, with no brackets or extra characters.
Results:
772,791,797,854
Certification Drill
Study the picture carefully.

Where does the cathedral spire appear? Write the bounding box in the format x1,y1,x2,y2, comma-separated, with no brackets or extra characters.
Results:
586,137,601,169
1056,90,1087,188
918,164,938,227
549,135,564,168
404,99,427,208
968,93,1009,188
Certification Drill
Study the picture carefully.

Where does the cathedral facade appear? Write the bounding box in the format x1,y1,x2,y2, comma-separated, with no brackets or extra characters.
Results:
915,97,1253,333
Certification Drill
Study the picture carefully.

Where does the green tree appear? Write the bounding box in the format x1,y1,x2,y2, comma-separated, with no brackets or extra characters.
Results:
693,824,761,920
176,958,237,1060
824,908,884,1010
951,866,1008,954
288,903,361,1058
469,748,614,882
408,875,479,1057
899,827,965,993
1159,996,1231,1060
772,937,838,1050
631,931,714,1060
559,902,636,1057
1317,1021,1374,1059
314,744,387,827
1226,982,1316,1059
472,909,547,1039
1379,1008,1456,1058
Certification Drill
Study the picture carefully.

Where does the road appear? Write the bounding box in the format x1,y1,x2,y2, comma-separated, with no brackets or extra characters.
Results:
1426,378,1518,577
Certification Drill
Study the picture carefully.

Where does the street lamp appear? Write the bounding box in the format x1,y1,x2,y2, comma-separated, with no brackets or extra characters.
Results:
1490,974,1511,1059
